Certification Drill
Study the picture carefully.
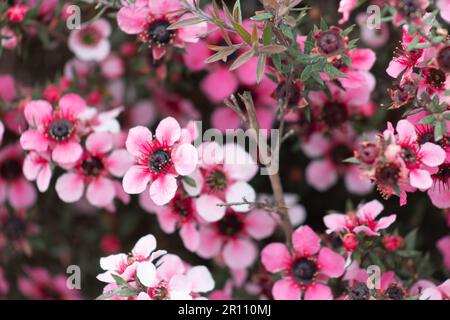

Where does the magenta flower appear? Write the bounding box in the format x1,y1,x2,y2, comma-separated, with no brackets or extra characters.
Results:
68,18,111,62
116,0,207,60
0,144,36,210
20,94,87,165
261,225,346,300
324,199,396,237
122,117,198,206
196,208,276,270
55,132,132,207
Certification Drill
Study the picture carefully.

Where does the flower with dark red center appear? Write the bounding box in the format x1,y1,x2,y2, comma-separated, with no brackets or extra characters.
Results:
348,283,371,300
123,117,198,206
384,283,406,300
261,225,346,300
20,94,87,165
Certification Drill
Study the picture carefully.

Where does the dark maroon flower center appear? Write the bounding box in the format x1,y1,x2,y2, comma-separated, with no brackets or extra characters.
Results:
322,102,349,128
274,81,301,108
437,46,450,73
348,283,370,300
48,119,74,141
357,142,379,164
147,19,174,46
427,69,446,88
316,30,344,56
148,148,171,174
291,258,317,283
218,213,243,237
433,163,450,189
0,158,22,181
397,0,421,17
376,163,400,185
206,169,227,192
150,285,170,300
330,144,353,166
401,146,417,167
81,156,104,177
79,27,101,46
170,195,193,218
418,130,435,145
385,284,405,300
2,216,27,241
39,285,63,300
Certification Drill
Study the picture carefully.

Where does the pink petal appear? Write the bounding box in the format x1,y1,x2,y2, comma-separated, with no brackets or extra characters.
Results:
323,213,347,234
20,130,49,152
420,143,446,167
168,275,192,300
177,17,207,43
172,143,198,176
126,126,152,157
8,179,36,210
357,199,384,220
409,168,433,189
349,48,376,71
149,174,178,206
386,59,407,78
201,67,238,103
86,177,115,207
116,6,147,34
86,132,113,155
396,119,417,142
122,165,150,194
375,214,397,231
225,181,256,212
261,242,291,273
222,238,257,269
106,149,133,177
59,93,86,117
180,222,200,252
157,254,185,281
223,144,258,181
292,225,321,256
132,234,157,259
155,117,181,146
52,142,83,164
186,266,215,293
100,253,127,271
37,163,52,192
272,279,300,300
305,160,338,191
344,165,373,195
136,261,157,287
55,173,84,203
195,195,225,222
24,100,52,127
301,132,330,158
318,247,345,278
244,209,276,240
196,227,223,258
304,283,333,300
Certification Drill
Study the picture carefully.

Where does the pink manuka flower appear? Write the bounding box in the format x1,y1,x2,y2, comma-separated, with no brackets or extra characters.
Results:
0,207,38,254
261,225,346,300
122,117,198,206
302,128,373,194
420,279,450,300
68,18,111,61
0,268,9,297
0,144,36,210
338,0,357,24
20,94,87,165
196,208,276,270
116,0,207,60
18,267,80,300
384,119,446,190
56,132,132,207
324,199,397,237
184,142,258,222
0,74,16,103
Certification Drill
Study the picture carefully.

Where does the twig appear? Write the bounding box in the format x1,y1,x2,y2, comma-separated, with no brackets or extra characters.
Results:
217,198,288,214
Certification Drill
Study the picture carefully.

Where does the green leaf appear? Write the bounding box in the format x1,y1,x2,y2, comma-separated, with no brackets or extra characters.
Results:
280,24,294,40
111,274,129,287
167,16,207,30
319,17,328,30
404,228,418,250
182,176,197,188
301,65,313,82
434,121,445,141
263,23,272,45
396,250,421,258
343,157,360,164
419,115,435,124
250,13,273,21
342,24,355,36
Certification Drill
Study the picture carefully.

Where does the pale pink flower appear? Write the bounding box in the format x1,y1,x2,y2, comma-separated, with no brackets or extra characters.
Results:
420,280,450,300
437,0,450,22
261,225,346,300
122,117,198,206
100,53,125,80
338,0,358,24
68,18,111,62
1,26,19,49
